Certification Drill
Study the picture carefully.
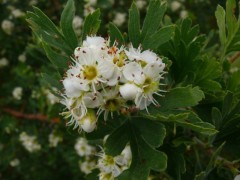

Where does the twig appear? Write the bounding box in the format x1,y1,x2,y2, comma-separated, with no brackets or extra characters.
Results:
2,108,60,124
228,52,240,63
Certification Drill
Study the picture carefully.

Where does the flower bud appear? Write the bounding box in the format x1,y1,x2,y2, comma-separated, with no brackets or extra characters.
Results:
119,83,141,100
79,110,97,133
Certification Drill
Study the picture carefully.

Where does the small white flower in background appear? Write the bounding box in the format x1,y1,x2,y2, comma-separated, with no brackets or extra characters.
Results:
85,0,97,6
11,9,25,18
1,20,14,35
19,132,41,153
10,159,20,167
79,158,97,174
31,90,40,99
48,132,63,147
18,53,26,63
0,58,9,68
61,36,166,132
180,10,188,19
135,0,147,10
29,0,38,6
73,16,83,36
97,145,132,178
113,12,127,27
44,88,59,105
171,1,182,12
234,175,240,180
75,137,96,157
84,5,96,17
12,87,23,100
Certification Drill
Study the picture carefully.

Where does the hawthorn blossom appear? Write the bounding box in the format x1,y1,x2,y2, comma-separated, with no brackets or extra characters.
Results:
60,36,166,132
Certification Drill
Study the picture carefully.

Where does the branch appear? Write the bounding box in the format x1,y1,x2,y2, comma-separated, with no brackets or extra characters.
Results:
2,108,60,124
228,52,240,63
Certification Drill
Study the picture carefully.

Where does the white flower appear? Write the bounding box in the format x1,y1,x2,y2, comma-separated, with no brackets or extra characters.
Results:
48,133,63,147
180,10,188,19
44,88,59,105
234,175,240,180
12,9,25,18
0,58,9,67
73,16,83,36
19,132,41,153
10,159,20,167
12,87,23,100
82,36,107,50
171,1,182,12
79,158,96,174
84,6,96,17
97,145,132,178
135,0,147,10
85,0,97,6
113,12,127,27
99,172,115,180
18,53,26,63
1,20,14,35
74,138,96,157
97,88,124,120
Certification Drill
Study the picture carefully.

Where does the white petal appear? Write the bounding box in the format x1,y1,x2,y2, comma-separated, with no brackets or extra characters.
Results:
63,77,89,97
143,63,162,80
107,67,121,86
83,92,103,108
140,50,158,64
119,83,141,100
98,59,114,79
123,62,145,84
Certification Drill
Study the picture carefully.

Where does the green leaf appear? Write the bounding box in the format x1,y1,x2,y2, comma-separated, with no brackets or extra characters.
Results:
118,135,167,180
29,7,62,37
157,113,218,136
226,0,237,37
194,57,222,92
42,73,62,90
141,0,167,40
195,142,225,180
128,2,141,47
60,0,78,49
159,86,205,110
104,121,130,156
108,22,125,46
82,9,101,42
215,5,226,45
42,42,68,69
222,92,233,118
211,107,222,129
131,118,166,147
142,25,175,50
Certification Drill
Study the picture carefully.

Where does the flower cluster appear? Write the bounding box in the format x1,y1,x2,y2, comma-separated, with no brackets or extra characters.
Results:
98,145,132,179
75,138,97,174
48,132,63,147
19,132,41,153
61,36,166,133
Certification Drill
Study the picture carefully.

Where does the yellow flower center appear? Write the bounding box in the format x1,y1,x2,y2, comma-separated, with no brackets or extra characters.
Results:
113,51,126,67
143,77,158,93
83,65,97,80
105,99,121,112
